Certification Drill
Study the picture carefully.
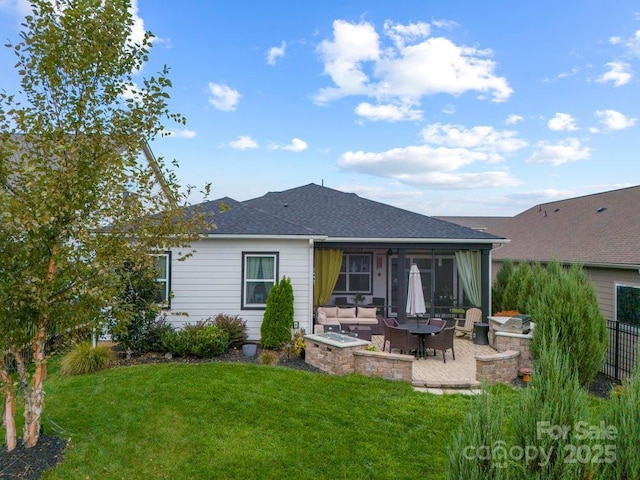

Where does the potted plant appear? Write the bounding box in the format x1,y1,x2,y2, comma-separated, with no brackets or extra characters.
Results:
352,293,365,306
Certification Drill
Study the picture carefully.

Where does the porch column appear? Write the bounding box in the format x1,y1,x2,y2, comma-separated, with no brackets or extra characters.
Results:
481,248,491,321
397,249,407,323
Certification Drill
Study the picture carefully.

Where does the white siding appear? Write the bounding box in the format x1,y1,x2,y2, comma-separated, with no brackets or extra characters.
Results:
164,238,312,340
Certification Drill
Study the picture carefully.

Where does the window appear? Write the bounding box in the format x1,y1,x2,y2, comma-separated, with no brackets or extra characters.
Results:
616,284,640,327
334,253,372,293
153,252,171,308
243,252,278,309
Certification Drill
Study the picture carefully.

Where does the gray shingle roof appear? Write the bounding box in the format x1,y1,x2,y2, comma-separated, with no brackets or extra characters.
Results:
197,183,503,241
491,185,640,266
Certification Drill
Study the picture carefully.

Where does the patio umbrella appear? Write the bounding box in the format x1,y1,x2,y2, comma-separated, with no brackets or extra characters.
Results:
406,263,426,324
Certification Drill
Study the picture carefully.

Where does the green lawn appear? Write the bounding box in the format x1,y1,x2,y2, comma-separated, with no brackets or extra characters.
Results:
30,362,603,479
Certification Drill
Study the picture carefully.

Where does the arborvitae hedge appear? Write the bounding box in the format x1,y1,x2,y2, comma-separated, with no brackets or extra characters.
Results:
491,259,514,314
260,276,294,350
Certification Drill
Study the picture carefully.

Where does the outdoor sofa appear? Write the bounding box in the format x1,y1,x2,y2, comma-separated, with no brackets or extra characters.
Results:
315,306,384,335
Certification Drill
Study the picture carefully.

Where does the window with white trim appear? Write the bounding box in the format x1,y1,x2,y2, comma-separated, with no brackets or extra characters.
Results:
153,252,171,307
243,252,278,309
334,253,372,293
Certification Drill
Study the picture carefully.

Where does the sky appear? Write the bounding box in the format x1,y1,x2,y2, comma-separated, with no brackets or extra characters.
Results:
1,1,639,216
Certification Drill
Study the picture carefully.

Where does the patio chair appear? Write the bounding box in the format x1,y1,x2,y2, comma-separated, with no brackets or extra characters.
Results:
427,318,447,330
423,326,456,363
455,307,482,338
384,323,420,357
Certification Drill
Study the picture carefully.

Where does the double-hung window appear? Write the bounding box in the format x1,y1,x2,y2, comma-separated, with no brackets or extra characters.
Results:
153,252,171,308
243,252,278,309
334,253,372,293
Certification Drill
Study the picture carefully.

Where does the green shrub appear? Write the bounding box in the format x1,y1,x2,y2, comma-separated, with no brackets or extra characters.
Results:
161,320,229,357
446,387,507,478
529,262,607,387
596,358,640,479
491,259,514,314
108,263,166,354
510,331,592,479
259,349,279,365
210,314,247,349
60,342,115,376
260,276,294,350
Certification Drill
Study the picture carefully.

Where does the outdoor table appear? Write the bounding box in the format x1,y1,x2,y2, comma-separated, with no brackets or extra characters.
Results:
398,324,442,358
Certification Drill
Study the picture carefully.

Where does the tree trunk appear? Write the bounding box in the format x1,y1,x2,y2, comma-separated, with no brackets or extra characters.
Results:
0,368,17,452
23,324,47,448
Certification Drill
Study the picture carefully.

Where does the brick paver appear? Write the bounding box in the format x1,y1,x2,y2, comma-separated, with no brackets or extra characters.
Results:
372,334,496,390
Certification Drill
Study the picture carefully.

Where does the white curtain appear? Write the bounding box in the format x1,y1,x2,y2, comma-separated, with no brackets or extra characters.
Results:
455,251,481,307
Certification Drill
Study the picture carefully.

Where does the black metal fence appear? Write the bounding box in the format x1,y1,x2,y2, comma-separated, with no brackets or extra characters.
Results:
601,320,639,382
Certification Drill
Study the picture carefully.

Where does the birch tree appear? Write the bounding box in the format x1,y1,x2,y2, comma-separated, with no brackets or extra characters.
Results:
0,0,208,450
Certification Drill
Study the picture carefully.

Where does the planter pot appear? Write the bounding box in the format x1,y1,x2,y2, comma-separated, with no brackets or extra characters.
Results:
300,348,305,360
242,344,257,357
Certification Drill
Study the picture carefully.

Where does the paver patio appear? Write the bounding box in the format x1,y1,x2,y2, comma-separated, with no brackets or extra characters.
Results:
371,333,496,393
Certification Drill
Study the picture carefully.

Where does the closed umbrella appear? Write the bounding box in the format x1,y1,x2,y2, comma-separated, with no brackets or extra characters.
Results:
406,263,426,324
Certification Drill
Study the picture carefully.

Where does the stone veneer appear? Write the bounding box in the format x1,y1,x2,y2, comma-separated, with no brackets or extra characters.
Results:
353,350,413,382
304,334,369,375
476,350,520,384
304,333,413,381
493,333,533,369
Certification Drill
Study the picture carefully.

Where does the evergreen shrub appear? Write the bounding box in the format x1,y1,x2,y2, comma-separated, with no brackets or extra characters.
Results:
211,314,247,349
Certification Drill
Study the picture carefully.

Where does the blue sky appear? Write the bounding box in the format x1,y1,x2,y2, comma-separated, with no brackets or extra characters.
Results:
1,1,639,216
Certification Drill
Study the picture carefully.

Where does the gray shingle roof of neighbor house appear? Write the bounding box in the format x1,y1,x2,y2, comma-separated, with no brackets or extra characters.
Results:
195,183,506,242
433,216,510,233
491,185,640,267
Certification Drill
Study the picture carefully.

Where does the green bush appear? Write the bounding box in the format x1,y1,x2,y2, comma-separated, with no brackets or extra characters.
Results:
529,262,607,387
596,358,640,479
491,259,514,314
60,342,115,376
446,388,507,479
510,331,592,478
161,320,229,357
210,314,247,349
108,263,166,354
260,276,294,350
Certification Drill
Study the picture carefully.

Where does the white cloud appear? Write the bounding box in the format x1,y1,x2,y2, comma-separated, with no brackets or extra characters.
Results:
595,109,637,130
596,62,632,87
505,114,523,125
526,138,592,166
355,102,423,121
383,20,430,49
165,128,197,139
281,138,308,152
548,113,578,131
229,135,258,150
128,0,147,46
420,123,527,154
119,83,143,102
208,83,241,111
623,29,640,57
267,41,286,66
313,19,512,111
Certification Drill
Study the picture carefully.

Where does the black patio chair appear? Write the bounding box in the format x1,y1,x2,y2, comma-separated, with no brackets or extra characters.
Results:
422,326,455,363
385,323,420,357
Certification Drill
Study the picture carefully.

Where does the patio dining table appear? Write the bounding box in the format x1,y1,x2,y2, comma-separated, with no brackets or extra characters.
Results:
397,323,442,359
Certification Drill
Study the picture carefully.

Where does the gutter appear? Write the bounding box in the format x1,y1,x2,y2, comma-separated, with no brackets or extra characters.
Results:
316,237,510,245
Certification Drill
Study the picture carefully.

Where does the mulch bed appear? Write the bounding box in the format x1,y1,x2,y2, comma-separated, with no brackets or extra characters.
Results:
0,348,622,479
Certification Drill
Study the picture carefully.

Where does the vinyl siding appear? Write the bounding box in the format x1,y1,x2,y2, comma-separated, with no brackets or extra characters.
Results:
165,238,312,340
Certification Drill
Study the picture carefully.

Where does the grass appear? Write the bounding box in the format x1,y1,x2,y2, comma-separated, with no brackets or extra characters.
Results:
9,361,605,479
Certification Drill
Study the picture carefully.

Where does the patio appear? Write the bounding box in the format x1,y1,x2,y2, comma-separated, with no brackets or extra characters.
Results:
370,333,495,393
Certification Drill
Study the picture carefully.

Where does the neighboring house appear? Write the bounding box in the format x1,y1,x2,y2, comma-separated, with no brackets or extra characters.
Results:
433,216,510,233
485,186,640,323
161,183,507,340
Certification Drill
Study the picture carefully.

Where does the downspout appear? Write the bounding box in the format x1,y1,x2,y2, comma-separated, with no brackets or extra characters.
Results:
481,249,491,321
397,249,407,324
308,238,314,334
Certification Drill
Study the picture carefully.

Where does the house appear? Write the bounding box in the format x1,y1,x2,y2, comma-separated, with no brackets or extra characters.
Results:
160,183,507,340
485,185,640,323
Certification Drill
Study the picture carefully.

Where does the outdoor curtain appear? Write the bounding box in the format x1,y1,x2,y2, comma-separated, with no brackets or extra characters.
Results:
455,250,481,307
313,249,343,306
